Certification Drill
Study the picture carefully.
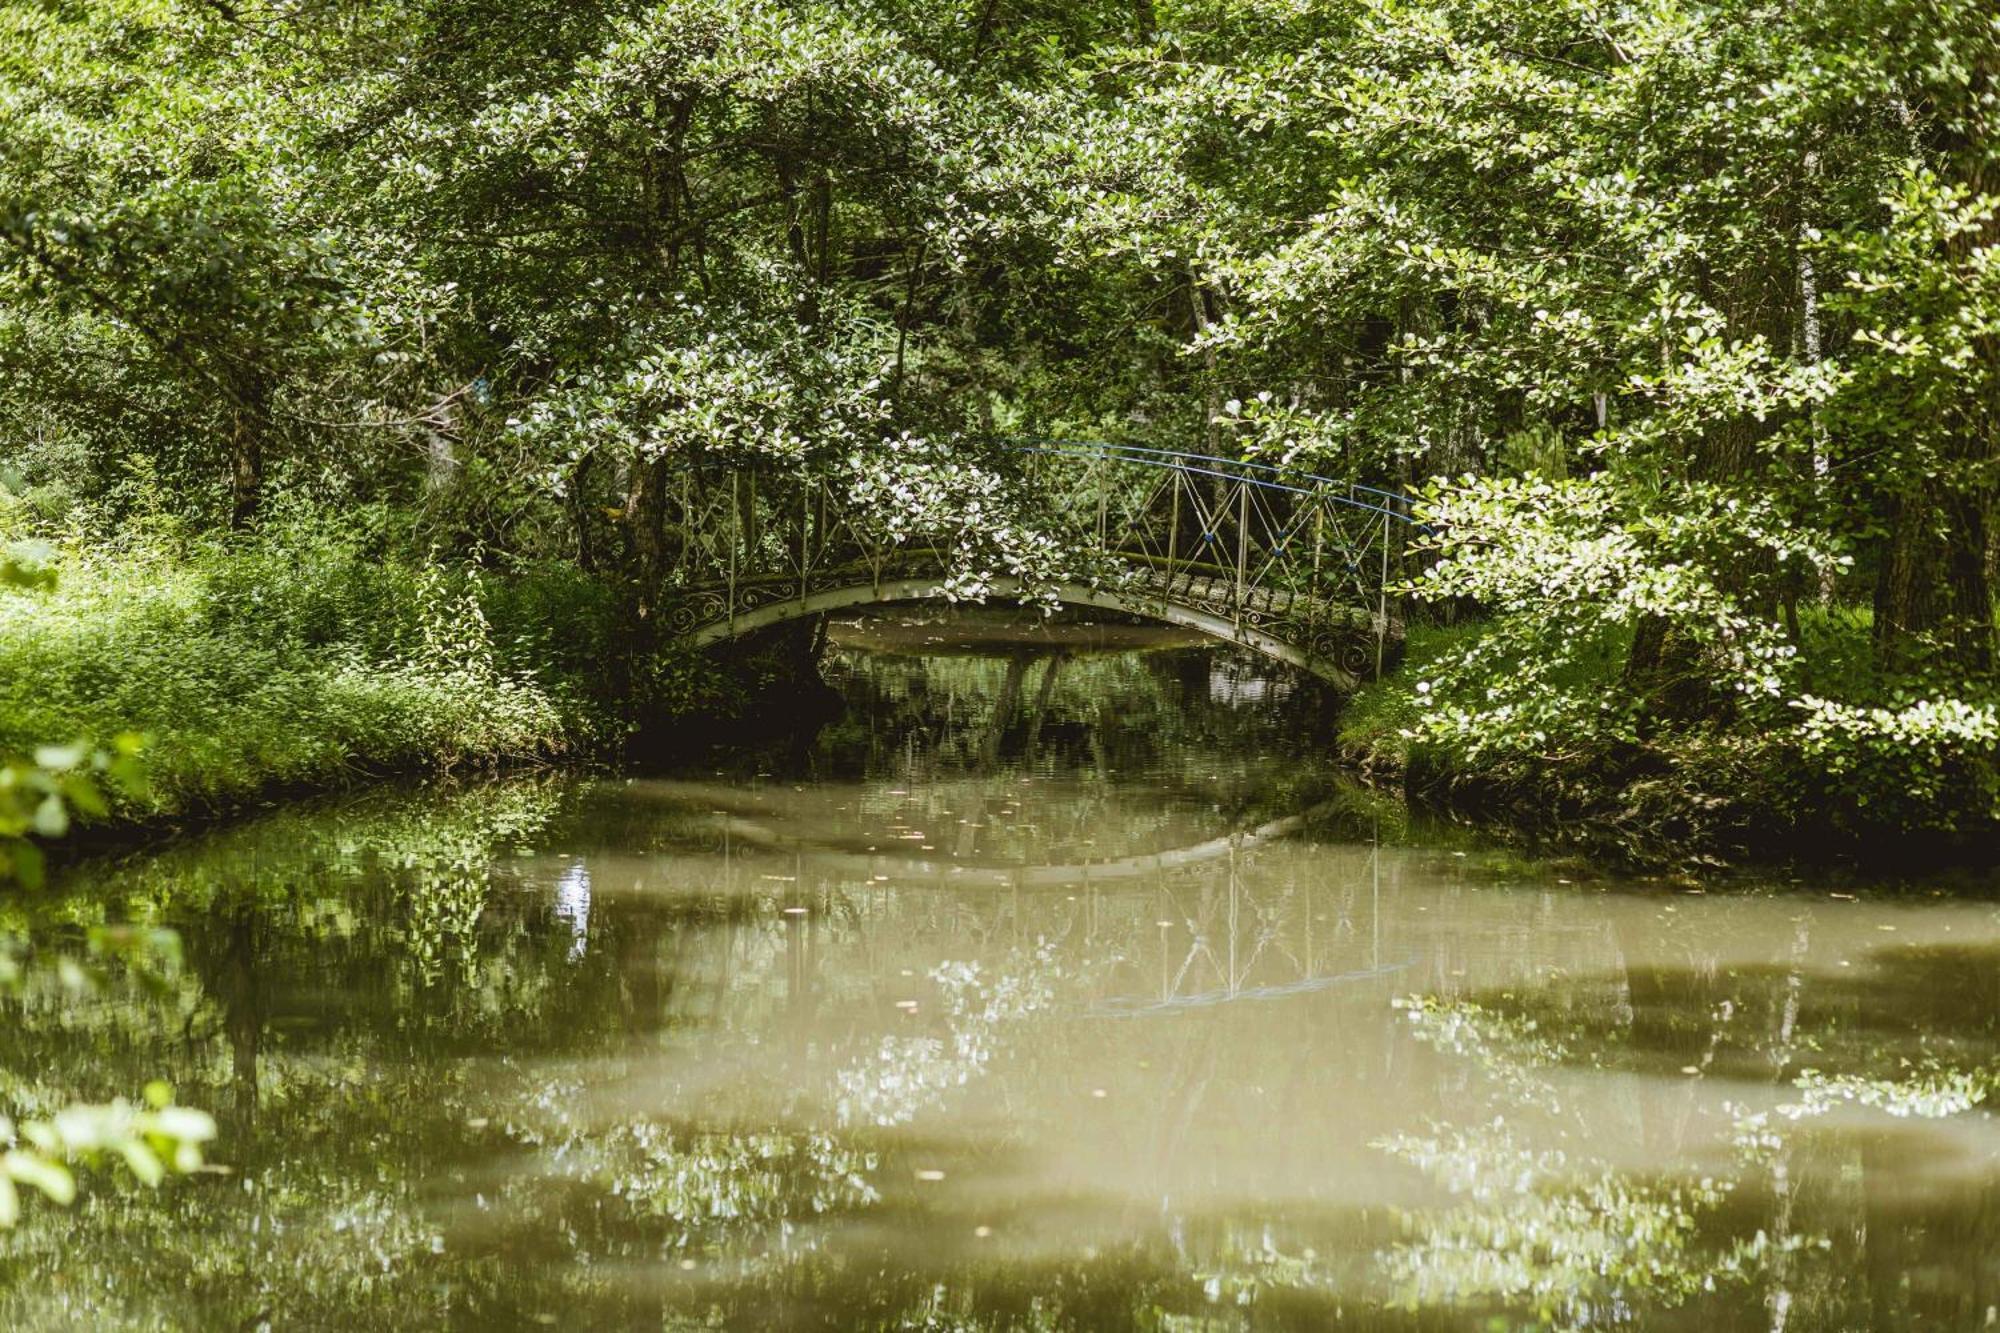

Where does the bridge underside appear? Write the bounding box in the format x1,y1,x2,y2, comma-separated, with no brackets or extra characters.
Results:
670,575,1401,690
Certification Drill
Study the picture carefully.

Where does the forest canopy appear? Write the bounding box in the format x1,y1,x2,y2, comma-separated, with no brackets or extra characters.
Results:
1,0,1997,847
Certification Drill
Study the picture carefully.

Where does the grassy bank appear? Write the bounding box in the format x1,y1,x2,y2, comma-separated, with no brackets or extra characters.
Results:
0,525,628,827
1339,618,2000,870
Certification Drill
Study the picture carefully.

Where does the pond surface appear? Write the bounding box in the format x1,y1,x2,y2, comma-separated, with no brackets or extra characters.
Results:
6,629,2000,1330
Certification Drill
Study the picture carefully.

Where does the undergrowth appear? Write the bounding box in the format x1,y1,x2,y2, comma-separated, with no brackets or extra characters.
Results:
0,519,626,824
1340,610,2000,868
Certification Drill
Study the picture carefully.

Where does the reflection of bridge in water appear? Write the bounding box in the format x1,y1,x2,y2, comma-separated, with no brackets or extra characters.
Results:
596,784,1414,1019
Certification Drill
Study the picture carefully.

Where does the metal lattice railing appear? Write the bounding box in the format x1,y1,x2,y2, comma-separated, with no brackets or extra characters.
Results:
657,442,1418,685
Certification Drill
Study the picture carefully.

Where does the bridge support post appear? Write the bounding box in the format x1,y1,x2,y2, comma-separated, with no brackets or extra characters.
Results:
1234,482,1249,627
1376,506,1392,680
799,484,810,611
1375,507,1391,681
1096,452,1108,548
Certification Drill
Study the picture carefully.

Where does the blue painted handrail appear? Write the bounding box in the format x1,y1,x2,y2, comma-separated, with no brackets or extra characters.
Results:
1002,438,1427,530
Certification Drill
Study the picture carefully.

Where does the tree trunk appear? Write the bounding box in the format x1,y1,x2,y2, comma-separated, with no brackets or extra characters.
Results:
626,455,670,624
228,386,266,530
1873,104,2000,678
571,451,599,573
1876,487,1995,676
1624,613,1671,681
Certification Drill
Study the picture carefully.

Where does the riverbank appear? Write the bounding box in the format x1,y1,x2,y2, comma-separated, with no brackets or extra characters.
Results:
1338,622,2000,871
19,528,1994,878
0,528,625,832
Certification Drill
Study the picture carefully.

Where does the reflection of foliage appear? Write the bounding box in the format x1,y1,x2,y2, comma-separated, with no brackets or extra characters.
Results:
374,787,560,995
1785,1063,2000,1120
0,1096,475,1328
0,737,211,1231
1390,995,1575,1109
509,1085,880,1243
403,856,493,992
1392,955,2000,1331
292,779,569,1016
1378,1122,1792,1330
1729,1059,2000,1175
807,646,1350,864
0,776,568,1254
608,1126,878,1227
836,946,1062,1129
1379,996,1773,1330
37,777,569,1016
822,645,1328,782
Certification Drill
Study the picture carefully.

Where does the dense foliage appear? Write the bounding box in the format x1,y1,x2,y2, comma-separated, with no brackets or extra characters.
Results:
0,0,1996,849
0,521,608,818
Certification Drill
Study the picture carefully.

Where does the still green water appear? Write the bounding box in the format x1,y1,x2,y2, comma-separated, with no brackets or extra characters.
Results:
5,637,2000,1330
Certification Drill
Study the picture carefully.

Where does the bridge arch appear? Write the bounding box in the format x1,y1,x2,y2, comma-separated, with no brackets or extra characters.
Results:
674,574,1393,689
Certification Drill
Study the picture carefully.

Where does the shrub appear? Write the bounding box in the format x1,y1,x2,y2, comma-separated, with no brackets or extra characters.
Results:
0,531,601,824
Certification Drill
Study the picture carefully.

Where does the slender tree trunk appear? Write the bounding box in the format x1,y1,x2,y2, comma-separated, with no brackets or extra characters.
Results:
979,652,1031,769
1624,614,1671,682
571,451,599,573
1798,148,1838,607
626,455,670,624
228,381,267,531
970,0,1002,56
1873,485,1995,675
1023,651,1064,759
222,909,261,1135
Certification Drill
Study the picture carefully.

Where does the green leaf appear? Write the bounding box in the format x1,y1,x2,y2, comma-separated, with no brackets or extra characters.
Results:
153,1107,216,1144
62,772,107,818
31,745,83,773
5,842,44,891
5,1150,76,1205
118,1140,164,1188
31,794,69,839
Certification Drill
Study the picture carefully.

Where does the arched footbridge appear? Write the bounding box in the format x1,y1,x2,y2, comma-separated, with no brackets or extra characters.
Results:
659,443,1417,688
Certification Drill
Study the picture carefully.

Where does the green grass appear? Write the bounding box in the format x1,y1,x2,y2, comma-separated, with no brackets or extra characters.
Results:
0,529,623,824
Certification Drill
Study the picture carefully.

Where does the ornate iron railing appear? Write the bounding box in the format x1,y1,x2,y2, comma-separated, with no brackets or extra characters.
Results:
657,442,1417,685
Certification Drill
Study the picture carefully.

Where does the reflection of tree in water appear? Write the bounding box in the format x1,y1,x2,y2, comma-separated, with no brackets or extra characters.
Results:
1376,997,1788,1330
834,945,1065,1129
663,648,1350,882
0,768,1416,1328
33,738,2000,1328
1375,919,2000,1332
0,781,609,1327
813,646,1333,791
0,778,1118,1326
506,1090,882,1237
